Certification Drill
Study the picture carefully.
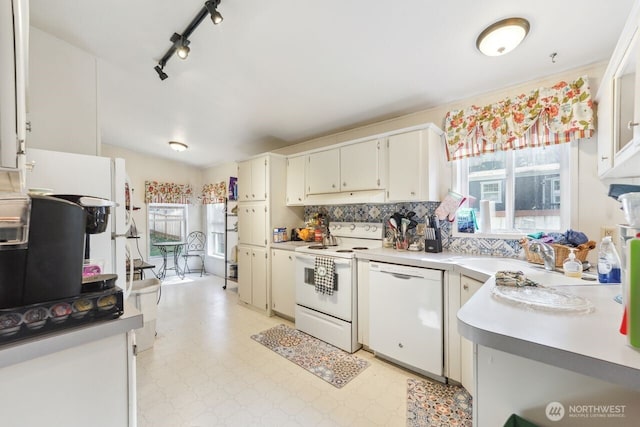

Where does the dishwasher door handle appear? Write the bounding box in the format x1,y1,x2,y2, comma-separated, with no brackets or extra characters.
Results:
377,270,423,280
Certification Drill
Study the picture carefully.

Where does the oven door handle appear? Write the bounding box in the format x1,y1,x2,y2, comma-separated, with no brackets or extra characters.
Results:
295,252,352,266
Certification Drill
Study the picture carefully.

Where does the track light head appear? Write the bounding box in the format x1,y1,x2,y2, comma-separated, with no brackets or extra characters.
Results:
176,36,191,59
211,10,223,25
205,0,223,25
154,65,168,80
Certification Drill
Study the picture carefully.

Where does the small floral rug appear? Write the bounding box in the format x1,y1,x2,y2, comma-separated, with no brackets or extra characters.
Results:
406,378,473,426
251,324,369,388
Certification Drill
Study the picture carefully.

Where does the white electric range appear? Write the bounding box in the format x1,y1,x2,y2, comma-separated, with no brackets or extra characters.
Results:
294,222,383,353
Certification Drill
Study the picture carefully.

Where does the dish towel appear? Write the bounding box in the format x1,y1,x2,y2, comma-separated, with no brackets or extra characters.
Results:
314,256,336,295
495,270,540,287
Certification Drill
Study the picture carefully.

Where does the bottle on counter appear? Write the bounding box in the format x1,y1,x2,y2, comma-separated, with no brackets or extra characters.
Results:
597,236,622,283
627,236,640,348
563,248,583,278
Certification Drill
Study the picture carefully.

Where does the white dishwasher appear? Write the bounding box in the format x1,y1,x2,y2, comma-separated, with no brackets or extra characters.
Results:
369,261,444,380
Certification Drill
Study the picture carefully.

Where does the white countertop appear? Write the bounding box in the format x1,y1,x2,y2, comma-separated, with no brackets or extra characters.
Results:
355,247,640,390
271,241,310,251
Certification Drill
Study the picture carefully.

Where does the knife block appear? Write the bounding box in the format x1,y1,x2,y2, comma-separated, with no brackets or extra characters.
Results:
424,229,443,253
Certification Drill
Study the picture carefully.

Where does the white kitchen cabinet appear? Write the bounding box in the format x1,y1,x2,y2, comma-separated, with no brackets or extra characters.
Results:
286,155,306,205
459,275,483,396
0,0,27,170
306,149,340,194
237,202,267,246
271,248,296,318
340,139,383,191
237,156,267,201
236,153,304,314
597,2,640,178
386,127,442,202
238,245,268,310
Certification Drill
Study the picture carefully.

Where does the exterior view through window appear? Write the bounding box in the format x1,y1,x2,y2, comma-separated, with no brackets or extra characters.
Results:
148,204,188,257
206,202,225,257
457,143,570,233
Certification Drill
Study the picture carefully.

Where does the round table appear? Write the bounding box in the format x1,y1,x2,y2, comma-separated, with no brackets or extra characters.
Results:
152,241,186,279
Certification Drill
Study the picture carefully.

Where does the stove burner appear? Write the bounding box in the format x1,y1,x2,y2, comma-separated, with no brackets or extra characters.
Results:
352,247,369,250
336,249,354,253
308,245,327,250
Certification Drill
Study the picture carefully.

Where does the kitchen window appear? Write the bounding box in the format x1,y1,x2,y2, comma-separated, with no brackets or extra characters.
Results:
206,202,225,257
454,142,573,235
148,203,188,257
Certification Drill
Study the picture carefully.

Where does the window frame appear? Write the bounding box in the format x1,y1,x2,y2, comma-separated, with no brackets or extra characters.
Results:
147,203,189,259
452,141,578,238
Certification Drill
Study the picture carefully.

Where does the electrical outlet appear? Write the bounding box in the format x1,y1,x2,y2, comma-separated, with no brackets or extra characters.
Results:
601,226,618,242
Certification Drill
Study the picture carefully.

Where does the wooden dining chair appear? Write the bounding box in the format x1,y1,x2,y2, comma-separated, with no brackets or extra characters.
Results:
183,231,206,276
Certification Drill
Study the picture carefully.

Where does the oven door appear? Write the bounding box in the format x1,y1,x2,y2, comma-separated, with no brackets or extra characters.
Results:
295,252,354,321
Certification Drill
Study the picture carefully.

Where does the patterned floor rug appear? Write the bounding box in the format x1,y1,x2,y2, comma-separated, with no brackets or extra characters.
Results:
251,324,369,388
406,378,473,426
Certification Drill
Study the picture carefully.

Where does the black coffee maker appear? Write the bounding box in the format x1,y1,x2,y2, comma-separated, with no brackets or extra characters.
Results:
0,194,86,309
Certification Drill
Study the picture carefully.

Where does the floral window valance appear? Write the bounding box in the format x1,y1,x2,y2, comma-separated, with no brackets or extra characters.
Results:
201,181,226,204
144,180,194,204
444,76,595,161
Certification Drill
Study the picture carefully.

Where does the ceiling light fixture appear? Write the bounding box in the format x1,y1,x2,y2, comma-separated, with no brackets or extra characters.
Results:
154,65,168,80
154,0,224,80
169,141,188,152
206,0,224,24
476,17,530,57
176,35,191,60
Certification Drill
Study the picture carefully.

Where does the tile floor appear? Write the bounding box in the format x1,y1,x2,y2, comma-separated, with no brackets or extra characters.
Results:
136,273,429,427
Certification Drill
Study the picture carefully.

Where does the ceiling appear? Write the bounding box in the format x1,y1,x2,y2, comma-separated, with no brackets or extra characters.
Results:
29,0,635,168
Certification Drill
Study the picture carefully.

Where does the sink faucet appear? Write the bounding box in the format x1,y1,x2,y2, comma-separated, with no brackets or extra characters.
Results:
529,242,556,271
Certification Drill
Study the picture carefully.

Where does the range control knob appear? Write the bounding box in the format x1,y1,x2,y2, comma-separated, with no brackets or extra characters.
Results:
364,225,371,231
371,225,378,232
349,223,356,231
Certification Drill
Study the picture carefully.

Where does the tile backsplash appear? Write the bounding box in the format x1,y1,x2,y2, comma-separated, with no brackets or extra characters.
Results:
304,202,522,258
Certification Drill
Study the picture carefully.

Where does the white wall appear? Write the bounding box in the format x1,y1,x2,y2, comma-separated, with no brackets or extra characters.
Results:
28,26,98,155
102,144,204,264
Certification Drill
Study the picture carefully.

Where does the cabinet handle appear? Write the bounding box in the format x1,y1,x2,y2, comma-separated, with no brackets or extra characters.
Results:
628,121,639,129
463,284,469,291
410,191,415,196
601,156,609,161
252,193,255,198
252,253,255,257
298,197,302,201
332,184,336,188
343,182,347,187
288,255,292,260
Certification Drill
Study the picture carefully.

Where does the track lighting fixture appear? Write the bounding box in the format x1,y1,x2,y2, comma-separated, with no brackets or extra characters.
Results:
153,0,224,80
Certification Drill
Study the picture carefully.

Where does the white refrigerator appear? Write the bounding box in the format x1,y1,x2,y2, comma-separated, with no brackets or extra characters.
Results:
25,148,132,297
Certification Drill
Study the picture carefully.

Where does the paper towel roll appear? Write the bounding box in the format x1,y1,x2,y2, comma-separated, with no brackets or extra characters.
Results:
479,200,491,233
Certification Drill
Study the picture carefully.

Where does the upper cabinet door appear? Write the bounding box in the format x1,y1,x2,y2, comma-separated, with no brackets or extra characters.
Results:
286,155,306,205
387,128,442,202
340,139,382,191
306,149,340,194
251,156,267,201
238,156,267,201
237,160,252,201
387,130,422,201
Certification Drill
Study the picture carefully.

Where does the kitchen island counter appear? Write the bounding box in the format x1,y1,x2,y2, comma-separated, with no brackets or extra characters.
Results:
0,302,142,427
0,302,142,369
